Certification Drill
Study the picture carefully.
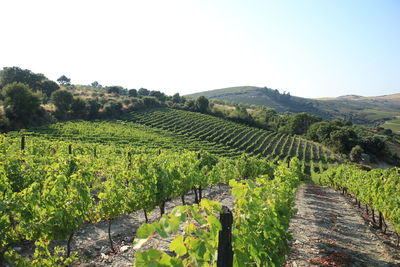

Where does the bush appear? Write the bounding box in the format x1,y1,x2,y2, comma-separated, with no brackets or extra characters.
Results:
2,82,41,128
350,145,364,162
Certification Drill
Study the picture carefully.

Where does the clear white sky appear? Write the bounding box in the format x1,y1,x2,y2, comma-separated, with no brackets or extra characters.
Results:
1,0,399,98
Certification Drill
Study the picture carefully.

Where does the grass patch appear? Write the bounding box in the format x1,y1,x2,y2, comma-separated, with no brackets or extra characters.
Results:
382,118,400,134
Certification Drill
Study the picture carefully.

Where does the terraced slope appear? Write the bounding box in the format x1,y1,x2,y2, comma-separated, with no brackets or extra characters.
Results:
19,121,241,157
128,108,339,167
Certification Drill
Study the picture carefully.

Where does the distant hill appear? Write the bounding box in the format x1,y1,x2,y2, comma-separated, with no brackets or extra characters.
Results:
188,86,329,117
187,86,400,125
316,93,400,102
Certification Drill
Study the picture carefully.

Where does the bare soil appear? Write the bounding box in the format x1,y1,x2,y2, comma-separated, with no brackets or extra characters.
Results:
287,184,400,267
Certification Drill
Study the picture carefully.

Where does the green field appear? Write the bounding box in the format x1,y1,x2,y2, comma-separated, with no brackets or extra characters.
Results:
382,118,400,134
357,109,398,121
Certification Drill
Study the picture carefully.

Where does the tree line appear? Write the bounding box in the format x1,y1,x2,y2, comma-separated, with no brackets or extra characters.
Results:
0,67,212,132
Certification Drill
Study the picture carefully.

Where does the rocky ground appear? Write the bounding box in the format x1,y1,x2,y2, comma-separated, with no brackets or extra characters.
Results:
286,184,400,267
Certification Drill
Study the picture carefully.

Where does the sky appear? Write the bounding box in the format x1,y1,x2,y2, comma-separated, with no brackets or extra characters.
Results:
0,0,399,98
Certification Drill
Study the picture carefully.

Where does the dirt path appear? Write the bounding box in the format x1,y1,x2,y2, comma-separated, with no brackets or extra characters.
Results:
287,184,399,266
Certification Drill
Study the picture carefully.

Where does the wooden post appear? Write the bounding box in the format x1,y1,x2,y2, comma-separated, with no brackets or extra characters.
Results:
108,219,116,253
198,186,202,202
68,144,72,155
217,206,233,267
193,187,199,204
372,209,376,223
21,136,25,151
159,201,166,216
128,152,132,169
378,212,383,229
67,232,74,257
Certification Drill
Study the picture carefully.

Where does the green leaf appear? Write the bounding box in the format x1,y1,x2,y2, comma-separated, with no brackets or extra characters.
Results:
170,235,187,256
136,223,156,238
185,223,196,235
168,215,181,233
206,215,221,234
134,249,170,267
200,199,221,215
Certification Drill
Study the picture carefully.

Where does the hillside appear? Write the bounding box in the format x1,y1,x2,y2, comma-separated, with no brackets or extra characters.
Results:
21,120,240,157
124,108,339,169
18,108,338,168
188,86,327,117
317,93,400,101
187,86,400,124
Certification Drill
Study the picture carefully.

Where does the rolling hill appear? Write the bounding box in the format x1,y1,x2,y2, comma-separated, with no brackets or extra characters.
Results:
14,108,340,174
125,108,340,168
187,86,400,125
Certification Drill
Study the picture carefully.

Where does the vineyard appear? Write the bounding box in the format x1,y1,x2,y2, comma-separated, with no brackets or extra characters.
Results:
0,128,301,266
1,110,399,266
1,2,399,265
18,121,241,157
127,108,339,168
312,165,400,240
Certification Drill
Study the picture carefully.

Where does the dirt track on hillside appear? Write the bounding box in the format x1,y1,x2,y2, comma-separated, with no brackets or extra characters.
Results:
287,184,399,266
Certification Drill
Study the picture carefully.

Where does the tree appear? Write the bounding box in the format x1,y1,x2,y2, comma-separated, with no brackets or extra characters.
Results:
138,88,150,97
0,112,9,132
51,90,73,120
184,99,195,110
307,121,338,143
383,128,393,135
0,66,46,91
103,102,123,117
142,96,160,107
195,96,209,113
70,98,88,120
128,89,138,97
350,145,364,162
280,113,321,135
106,86,125,95
40,80,60,98
57,75,71,86
2,82,41,128
328,128,357,154
252,107,277,127
230,105,253,124
149,90,166,102
172,93,181,103
360,136,385,154
86,99,101,120
91,81,102,88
